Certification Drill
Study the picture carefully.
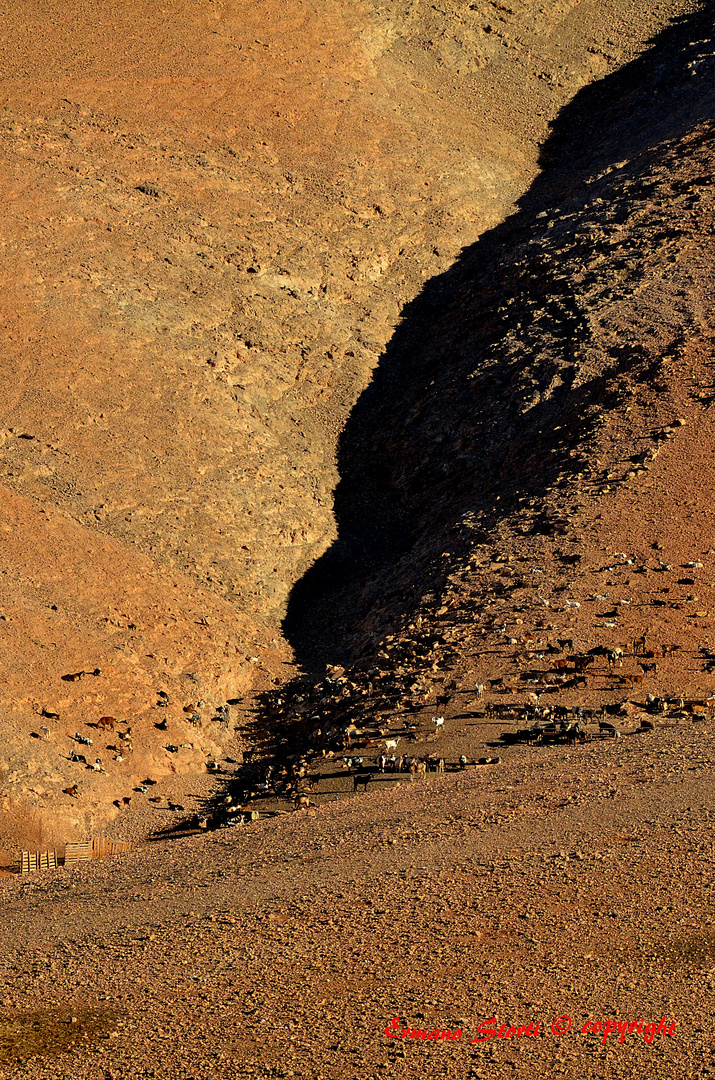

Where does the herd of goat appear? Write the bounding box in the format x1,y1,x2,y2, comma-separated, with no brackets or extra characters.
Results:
45,624,714,829
204,628,715,829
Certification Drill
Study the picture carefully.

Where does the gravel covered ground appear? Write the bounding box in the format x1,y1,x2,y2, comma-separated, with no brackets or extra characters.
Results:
3,4,715,1078
1,719,713,1080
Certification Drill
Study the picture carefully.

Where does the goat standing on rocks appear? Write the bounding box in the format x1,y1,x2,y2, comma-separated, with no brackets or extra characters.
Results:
409,761,427,782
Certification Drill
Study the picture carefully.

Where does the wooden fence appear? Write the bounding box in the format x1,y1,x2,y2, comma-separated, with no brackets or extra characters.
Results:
64,840,93,865
20,850,58,873
20,837,135,872
91,837,134,858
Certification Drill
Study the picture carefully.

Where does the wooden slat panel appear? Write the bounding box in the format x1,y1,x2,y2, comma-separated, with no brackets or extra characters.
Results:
57,838,137,867
92,838,135,858
65,841,93,864
21,849,59,873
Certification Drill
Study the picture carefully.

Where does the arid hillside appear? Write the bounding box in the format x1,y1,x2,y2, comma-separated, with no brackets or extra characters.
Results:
2,7,715,1080
226,0,715,889
1,715,713,1080
0,0,699,845
285,1,715,674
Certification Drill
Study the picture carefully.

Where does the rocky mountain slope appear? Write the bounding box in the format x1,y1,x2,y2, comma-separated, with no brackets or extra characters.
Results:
237,0,715,871
2,6,715,1080
0,0,699,845
285,2,715,673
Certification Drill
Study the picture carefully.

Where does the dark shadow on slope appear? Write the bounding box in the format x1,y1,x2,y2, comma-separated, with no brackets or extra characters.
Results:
284,1,715,673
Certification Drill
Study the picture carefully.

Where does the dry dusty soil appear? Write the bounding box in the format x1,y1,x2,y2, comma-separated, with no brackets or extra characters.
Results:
2,1,715,1078
0,0,700,842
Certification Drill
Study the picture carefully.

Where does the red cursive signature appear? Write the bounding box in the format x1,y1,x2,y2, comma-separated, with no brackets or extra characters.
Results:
383,1014,677,1046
